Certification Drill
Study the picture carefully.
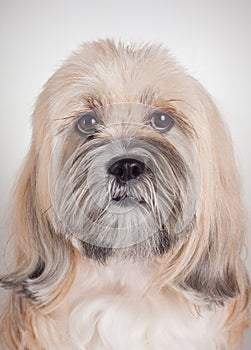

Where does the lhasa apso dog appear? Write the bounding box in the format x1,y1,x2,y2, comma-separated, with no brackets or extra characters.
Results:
0,39,250,349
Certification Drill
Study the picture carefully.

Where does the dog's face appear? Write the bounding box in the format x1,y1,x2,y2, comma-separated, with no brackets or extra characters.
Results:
39,43,202,262
50,102,200,261
4,40,245,305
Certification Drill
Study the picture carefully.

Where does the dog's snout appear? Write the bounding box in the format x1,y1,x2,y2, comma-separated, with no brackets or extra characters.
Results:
108,158,146,182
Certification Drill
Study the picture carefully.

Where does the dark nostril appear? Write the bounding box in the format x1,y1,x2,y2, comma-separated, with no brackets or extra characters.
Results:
108,158,146,182
131,163,141,178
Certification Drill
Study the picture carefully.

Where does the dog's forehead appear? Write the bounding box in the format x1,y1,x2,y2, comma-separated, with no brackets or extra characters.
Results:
50,44,193,121
60,67,169,122
56,72,181,126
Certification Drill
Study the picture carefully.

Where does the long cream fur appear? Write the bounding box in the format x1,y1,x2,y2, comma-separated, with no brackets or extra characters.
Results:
0,39,250,349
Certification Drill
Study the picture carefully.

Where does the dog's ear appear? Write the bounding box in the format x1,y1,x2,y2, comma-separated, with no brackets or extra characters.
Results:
0,147,39,286
0,141,76,307
155,90,249,306
181,93,249,305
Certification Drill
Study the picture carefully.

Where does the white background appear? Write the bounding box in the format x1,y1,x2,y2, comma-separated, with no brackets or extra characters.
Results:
0,0,250,348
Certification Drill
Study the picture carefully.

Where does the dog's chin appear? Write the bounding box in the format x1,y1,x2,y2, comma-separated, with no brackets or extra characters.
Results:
79,227,174,264
68,194,193,263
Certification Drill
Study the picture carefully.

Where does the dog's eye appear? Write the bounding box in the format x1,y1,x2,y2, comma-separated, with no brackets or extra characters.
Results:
75,114,100,135
150,112,174,133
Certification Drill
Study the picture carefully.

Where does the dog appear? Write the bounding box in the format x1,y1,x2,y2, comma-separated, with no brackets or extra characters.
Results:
0,39,250,349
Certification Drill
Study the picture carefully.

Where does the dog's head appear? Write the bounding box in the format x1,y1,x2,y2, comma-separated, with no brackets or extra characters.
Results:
1,40,247,306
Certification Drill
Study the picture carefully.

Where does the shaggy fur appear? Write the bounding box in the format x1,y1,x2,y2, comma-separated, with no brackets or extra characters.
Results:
0,39,250,349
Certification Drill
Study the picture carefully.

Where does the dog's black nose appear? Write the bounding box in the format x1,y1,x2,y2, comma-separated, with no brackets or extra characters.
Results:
108,158,146,182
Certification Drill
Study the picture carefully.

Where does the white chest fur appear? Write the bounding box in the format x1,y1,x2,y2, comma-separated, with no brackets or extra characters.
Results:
31,261,228,350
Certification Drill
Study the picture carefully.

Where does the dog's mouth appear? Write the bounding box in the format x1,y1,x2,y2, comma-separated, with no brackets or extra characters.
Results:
112,194,135,202
111,193,146,207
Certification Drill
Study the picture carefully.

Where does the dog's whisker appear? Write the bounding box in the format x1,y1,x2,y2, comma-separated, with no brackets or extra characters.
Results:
41,205,52,217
